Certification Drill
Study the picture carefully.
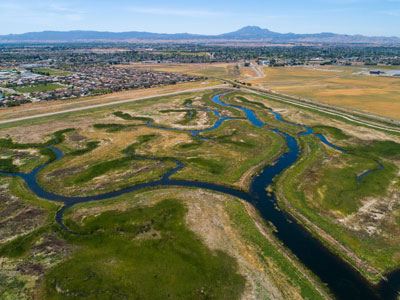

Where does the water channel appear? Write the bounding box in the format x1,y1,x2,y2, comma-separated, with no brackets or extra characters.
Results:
1,93,398,300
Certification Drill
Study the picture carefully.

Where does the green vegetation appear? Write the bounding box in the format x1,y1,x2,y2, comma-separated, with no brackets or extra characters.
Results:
225,200,325,299
73,156,137,184
124,134,157,154
312,125,350,140
15,83,64,93
71,135,157,184
236,96,270,110
45,199,245,300
201,91,243,118
170,119,283,187
69,141,100,156
93,123,126,132
0,226,48,258
36,133,174,197
0,158,19,173
90,88,112,95
113,111,152,122
346,139,400,159
179,110,197,125
186,157,224,175
183,98,193,106
278,134,400,277
33,68,72,76
0,128,75,173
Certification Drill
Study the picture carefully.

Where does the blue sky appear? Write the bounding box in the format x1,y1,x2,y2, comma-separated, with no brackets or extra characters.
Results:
1,0,399,36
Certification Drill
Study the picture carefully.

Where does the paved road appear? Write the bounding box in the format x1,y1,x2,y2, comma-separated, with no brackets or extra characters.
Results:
244,88,400,134
0,84,227,125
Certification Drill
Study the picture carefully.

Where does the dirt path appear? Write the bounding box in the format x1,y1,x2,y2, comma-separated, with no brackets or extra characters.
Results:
247,63,266,80
0,84,227,126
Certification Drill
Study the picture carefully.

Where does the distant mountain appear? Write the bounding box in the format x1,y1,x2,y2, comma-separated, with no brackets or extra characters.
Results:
1,26,399,44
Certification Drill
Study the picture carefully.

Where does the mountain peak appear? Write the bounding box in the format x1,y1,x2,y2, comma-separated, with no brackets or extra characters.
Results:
220,26,277,39
236,26,269,33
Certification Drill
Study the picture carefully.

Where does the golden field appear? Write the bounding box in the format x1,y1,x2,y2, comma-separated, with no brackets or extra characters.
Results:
249,66,400,120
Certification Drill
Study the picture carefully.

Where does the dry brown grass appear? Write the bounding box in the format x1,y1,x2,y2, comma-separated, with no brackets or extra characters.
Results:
239,66,258,78
0,80,221,122
249,66,400,120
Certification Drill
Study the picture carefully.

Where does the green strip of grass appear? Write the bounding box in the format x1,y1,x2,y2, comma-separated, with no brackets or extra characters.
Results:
73,156,137,184
93,123,127,132
0,226,49,258
73,134,158,184
113,111,152,122
15,83,64,93
69,141,100,156
312,125,350,140
225,200,326,299
346,140,400,159
0,158,19,173
186,157,225,175
0,128,75,173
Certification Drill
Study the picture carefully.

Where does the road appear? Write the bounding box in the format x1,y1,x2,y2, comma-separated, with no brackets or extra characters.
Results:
2,81,400,135
249,63,266,79
0,84,227,125
244,87,400,134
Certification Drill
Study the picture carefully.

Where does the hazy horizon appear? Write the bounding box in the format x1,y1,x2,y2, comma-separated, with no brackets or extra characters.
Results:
1,0,399,37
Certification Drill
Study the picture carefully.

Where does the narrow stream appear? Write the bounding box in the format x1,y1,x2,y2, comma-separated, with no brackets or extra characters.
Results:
0,93,398,300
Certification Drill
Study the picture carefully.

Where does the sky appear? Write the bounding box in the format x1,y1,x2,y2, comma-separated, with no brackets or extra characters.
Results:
0,0,399,37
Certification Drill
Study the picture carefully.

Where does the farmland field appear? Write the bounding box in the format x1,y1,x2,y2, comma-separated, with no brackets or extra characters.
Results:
248,66,400,120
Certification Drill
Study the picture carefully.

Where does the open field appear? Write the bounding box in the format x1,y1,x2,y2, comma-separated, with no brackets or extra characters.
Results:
248,66,400,120
0,85,400,298
33,68,72,76
123,62,242,80
58,188,325,300
0,80,223,124
16,83,65,93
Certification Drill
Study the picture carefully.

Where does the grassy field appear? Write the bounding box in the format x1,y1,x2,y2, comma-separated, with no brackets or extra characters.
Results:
277,133,400,279
124,63,241,80
33,68,72,76
249,66,400,120
44,199,245,300
16,83,65,93
60,188,326,300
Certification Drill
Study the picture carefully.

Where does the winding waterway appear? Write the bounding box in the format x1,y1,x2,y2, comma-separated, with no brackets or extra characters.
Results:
1,93,399,300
